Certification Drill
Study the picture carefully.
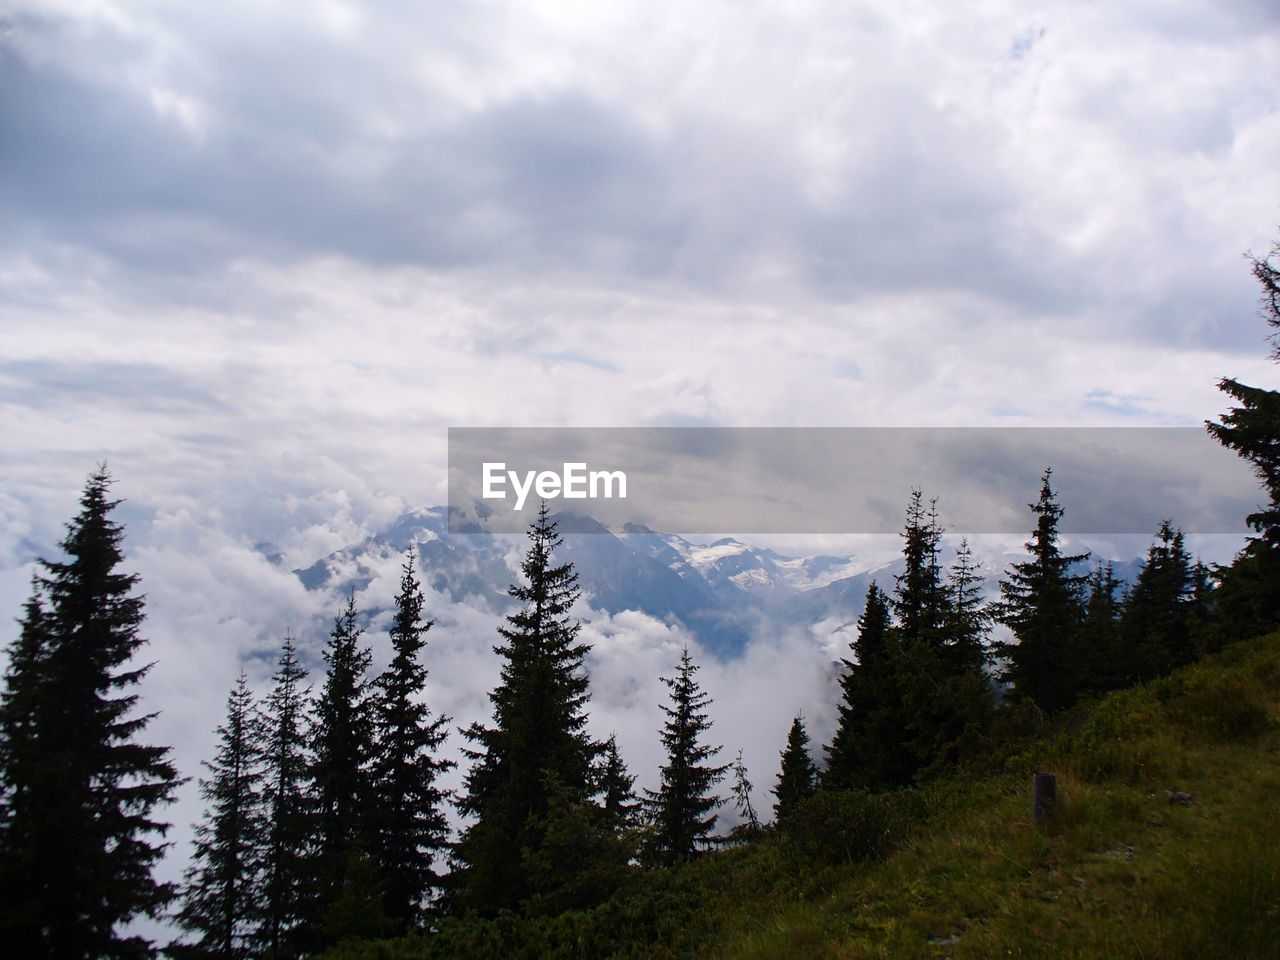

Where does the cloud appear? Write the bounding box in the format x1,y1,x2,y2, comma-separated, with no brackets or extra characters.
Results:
2,0,1278,943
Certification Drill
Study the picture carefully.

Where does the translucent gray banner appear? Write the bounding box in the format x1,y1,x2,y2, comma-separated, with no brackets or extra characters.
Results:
447,427,1261,535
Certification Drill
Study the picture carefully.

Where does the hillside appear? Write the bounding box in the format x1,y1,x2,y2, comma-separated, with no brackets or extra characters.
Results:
325,631,1280,960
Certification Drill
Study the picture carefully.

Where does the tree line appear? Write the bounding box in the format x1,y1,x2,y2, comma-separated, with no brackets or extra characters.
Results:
1,241,1278,958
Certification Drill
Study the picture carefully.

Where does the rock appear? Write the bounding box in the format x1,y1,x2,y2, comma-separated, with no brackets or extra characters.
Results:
1162,789,1194,806
1105,843,1137,861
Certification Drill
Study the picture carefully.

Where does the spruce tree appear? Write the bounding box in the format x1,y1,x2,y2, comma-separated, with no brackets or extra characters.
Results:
0,582,52,955
893,491,948,647
644,647,727,865
824,582,904,790
1078,563,1124,694
175,674,265,959
370,550,452,928
595,734,638,832
772,715,817,822
455,504,597,915
995,468,1089,713
258,636,310,960
943,539,988,673
306,593,383,944
1121,521,1196,681
726,750,762,842
0,467,179,959
1205,238,1280,637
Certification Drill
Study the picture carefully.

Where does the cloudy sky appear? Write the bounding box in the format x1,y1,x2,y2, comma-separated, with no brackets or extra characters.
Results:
2,0,1279,936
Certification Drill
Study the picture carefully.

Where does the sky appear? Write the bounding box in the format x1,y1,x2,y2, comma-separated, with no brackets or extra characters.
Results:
2,0,1280,941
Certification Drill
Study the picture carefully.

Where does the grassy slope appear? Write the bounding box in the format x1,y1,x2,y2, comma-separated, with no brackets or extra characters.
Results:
330,632,1280,960
708,632,1280,959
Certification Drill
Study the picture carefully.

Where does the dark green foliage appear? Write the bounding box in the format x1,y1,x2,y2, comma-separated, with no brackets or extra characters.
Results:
776,789,906,869
175,674,265,959
520,773,634,917
824,582,906,790
995,468,1089,713
1206,377,1280,638
892,497,995,779
0,467,179,959
307,593,385,943
772,715,817,822
595,734,638,832
1204,237,1280,638
0,582,52,956
1078,562,1125,693
726,750,762,843
943,539,989,673
644,647,727,865
259,635,311,960
455,505,597,915
826,497,995,792
892,491,948,647
1120,521,1197,681
371,551,452,929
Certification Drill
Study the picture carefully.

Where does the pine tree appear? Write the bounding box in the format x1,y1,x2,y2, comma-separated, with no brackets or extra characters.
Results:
595,734,638,831
824,582,904,790
893,491,947,648
943,539,989,673
1203,235,1280,637
1078,563,1124,694
644,647,727,865
306,593,384,944
258,636,310,960
0,467,179,959
726,750,762,842
1186,561,1219,657
175,674,265,959
772,715,817,822
995,468,1089,713
455,504,597,915
0,581,52,955
371,550,452,929
1121,521,1196,681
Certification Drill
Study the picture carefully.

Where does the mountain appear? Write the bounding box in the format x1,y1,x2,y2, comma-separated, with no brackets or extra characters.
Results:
288,509,895,656
287,509,1144,658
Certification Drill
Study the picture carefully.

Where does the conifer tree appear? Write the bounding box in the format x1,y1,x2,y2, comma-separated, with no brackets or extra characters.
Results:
1205,236,1280,637
772,715,817,822
175,673,265,959
943,539,989,673
0,582,52,955
371,551,452,928
893,491,948,647
455,504,597,915
644,647,727,865
0,467,179,959
824,582,904,790
595,734,638,831
995,469,1089,713
726,750,762,842
258,635,310,960
519,772,632,916
1186,561,1219,657
1078,563,1124,694
1121,521,1196,681
306,593,383,943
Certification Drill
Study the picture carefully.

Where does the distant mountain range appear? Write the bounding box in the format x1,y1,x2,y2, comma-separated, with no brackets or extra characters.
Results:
289,507,1144,658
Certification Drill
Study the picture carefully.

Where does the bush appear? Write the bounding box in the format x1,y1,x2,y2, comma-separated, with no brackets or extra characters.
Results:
777,789,909,868
1159,674,1271,742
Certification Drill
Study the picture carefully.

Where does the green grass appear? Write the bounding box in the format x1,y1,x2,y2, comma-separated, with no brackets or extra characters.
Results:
327,632,1280,960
